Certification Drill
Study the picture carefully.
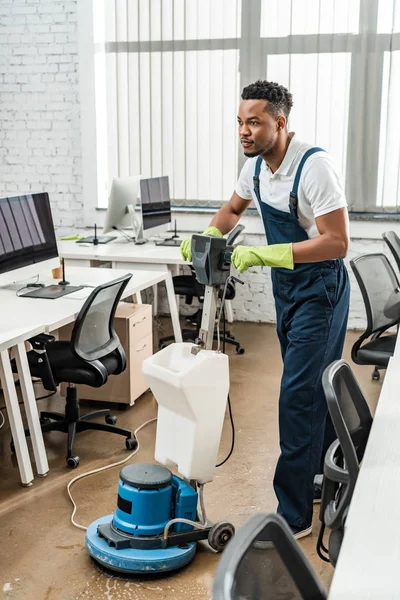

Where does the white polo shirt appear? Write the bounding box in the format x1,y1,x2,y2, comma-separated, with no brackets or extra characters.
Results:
235,133,347,239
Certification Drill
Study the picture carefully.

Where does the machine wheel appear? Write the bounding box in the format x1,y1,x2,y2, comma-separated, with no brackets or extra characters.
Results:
67,456,80,469
208,522,235,552
372,368,380,381
236,346,245,355
105,415,117,425
126,437,138,451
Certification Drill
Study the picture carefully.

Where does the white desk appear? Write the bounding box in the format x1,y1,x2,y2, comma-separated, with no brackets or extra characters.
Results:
329,336,400,598
0,266,179,486
57,239,186,333
57,238,235,323
0,323,48,486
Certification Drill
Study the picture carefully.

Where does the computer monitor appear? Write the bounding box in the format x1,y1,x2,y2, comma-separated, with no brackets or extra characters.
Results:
0,193,60,286
103,176,140,236
140,176,171,237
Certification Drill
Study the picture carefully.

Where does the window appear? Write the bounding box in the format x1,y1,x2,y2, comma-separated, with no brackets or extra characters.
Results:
377,51,400,208
261,0,360,37
267,53,351,177
80,0,400,218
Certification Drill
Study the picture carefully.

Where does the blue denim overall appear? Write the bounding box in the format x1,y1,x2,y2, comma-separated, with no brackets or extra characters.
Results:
253,149,350,531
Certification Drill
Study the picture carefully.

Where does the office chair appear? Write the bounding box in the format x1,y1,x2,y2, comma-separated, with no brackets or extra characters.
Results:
315,360,372,567
13,274,137,468
158,225,245,354
213,513,327,600
382,230,400,273
350,253,400,380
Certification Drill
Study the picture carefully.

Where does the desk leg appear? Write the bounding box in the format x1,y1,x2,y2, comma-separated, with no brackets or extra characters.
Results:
14,343,49,477
136,291,143,304
174,265,180,309
0,350,34,486
152,284,158,316
165,271,182,342
225,300,234,324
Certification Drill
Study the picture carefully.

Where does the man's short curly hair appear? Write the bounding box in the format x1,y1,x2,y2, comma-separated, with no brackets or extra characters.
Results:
241,80,293,118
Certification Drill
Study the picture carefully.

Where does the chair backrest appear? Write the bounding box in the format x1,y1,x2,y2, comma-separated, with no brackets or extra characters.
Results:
350,253,400,337
213,513,327,600
71,273,132,361
321,360,372,530
383,230,400,273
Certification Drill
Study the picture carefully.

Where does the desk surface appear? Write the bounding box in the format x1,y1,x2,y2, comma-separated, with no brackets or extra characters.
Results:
58,239,185,265
329,336,400,598
0,266,167,347
58,232,245,266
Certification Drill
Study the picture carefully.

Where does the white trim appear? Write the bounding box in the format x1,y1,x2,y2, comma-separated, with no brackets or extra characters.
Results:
78,0,108,227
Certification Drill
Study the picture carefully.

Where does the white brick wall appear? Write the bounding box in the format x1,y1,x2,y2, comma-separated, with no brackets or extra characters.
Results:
0,0,82,233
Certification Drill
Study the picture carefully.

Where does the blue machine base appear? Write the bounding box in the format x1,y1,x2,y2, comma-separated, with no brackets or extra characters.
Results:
86,515,197,575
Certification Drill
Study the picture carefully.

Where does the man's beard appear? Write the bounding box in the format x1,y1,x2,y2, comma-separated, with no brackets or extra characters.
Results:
244,149,261,158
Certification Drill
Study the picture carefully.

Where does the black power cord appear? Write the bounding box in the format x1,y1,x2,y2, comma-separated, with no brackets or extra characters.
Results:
216,304,235,468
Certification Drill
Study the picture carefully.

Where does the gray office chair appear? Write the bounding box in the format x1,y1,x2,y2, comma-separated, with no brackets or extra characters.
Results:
12,274,138,468
350,253,400,380
315,360,372,567
382,230,400,273
213,513,327,600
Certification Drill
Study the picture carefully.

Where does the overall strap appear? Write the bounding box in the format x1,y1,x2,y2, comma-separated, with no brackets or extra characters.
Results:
253,155,263,202
289,147,325,219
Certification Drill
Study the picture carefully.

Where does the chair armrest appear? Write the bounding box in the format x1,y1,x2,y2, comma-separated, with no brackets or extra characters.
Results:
28,334,57,392
28,333,56,350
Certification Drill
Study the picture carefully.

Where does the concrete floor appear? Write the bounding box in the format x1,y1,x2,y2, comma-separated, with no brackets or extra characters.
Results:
0,322,381,600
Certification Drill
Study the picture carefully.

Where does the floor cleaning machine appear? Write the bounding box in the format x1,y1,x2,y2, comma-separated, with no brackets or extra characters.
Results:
85,230,242,575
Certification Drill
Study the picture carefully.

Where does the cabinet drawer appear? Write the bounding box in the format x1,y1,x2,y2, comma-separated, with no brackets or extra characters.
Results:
129,305,152,345
130,333,153,402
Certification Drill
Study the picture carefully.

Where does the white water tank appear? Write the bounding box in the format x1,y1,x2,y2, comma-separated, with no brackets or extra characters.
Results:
142,343,229,484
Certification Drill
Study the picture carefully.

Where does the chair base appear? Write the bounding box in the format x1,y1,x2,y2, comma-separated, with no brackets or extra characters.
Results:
23,387,137,468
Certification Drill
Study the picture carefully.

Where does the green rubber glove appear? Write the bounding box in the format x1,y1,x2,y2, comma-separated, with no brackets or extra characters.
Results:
180,226,223,262
58,234,84,241
231,244,294,273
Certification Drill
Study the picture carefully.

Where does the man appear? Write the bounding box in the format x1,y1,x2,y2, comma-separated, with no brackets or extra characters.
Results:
181,80,350,539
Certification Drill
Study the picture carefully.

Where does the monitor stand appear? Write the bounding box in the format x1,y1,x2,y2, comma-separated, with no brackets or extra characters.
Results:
134,221,146,245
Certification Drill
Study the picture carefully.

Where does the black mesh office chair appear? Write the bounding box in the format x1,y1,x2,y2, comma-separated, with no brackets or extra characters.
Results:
159,225,245,353
383,230,400,273
350,253,400,380
315,360,372,567
14,274,138,468
213,513,327,600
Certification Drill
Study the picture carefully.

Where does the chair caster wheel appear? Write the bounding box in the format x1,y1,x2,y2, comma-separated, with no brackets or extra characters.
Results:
208,521,235,552
159,343,167,350
67,456,80,469
40,417,51,426
236,347,245,355
372,368,380,381
10,440,15,454
126,437,138,451
105,415,117,425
